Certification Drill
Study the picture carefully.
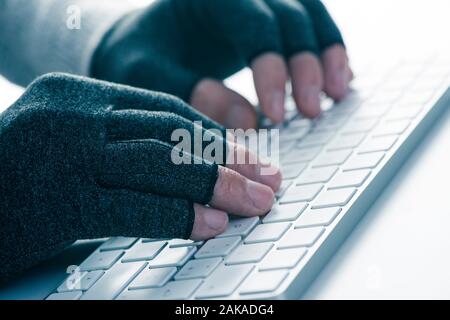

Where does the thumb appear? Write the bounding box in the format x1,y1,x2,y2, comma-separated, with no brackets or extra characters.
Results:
190,204,229,241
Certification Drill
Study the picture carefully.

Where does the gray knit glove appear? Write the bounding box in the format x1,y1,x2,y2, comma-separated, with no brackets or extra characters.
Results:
0,73,227,281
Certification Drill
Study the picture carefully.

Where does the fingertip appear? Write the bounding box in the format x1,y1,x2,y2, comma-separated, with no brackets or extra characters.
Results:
289,52,324,119
258,162,282,192
246,180,275,214
225,99,258,130
322,45,352,101
268,90,286,124
191,79,258,129
294,85,323,118
191,204,228,241
251,52,288,123
226,144,281,192
213,166,274,216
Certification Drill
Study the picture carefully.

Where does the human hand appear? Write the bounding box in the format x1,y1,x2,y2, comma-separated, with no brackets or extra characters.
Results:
0,73,280,280
92,0,353,129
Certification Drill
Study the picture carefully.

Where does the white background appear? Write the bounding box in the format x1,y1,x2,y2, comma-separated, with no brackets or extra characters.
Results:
1,0,450,299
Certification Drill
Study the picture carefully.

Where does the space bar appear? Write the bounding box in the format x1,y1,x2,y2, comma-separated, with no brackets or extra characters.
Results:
81,261,146,300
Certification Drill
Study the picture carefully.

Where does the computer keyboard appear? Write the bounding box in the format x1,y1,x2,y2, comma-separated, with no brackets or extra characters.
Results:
47,57,450,300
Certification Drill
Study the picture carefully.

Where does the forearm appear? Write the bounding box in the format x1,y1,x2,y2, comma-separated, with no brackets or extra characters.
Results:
0,0,140,86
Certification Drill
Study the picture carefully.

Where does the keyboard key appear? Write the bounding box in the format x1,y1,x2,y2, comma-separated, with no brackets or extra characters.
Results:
295,208,342,228
121,241,166,263
175,258,222,280
259,248,307,271
148,246,196,268
365,91,402,105
280,184,323,204
82,262,147,300
312,150,353,168
118,279,202,300
77,270,105,291
280,162,307,179
239,270,288,295
353,104,390,119
195,237,241,259
277,140,297,156
263,202,308,223
244,223,291,244
327,133,366,151
311,188,357,209
195,264,254,298
46,291,82,300
116,288,160,300
343,152,385,171
155,280,203,299
297,131,334,148
280,126,310,142
296,166,338,185
340,118,379,134
396,89,435,106
288,118,312,130
100,237,138,251
359,136,398,153
224,243,273,265
328,170,371,189
386,104,423,120
169,239,204,248
57,271,87,292
372,119,410,136
282,146,322,164
313,114,349,132
216,217,259,238
278,227,325,249
129,267,177,289
79,250,123,271
276,179,293,198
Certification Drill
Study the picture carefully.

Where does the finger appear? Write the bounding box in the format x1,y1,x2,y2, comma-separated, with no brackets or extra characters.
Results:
190,79,258,130
321,44,353,101
298,0,345,51
209,166,275,216
106,110,227,156
251,53,289,123
186,0,282,63
106,108,281,192
262,0,322,118
226,141,282,192
98,139,220,205
190,204,228,241
289,52,324,118
110,83,225,132
100,53,225,132
95,43,200,103
99,188,196,240
264,0,319,57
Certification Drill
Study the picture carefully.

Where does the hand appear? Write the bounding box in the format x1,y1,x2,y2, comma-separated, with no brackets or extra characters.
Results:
0,73,280,278
92,0,353,129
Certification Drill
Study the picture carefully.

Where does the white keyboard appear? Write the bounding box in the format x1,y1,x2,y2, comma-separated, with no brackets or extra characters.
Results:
47,58,450,300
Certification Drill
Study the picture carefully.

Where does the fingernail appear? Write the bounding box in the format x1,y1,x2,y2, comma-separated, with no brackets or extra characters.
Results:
204,212,227,231
304,86,322,117
246,181,274,211
332,69,348,94
270,91,285,122
259,163,282,191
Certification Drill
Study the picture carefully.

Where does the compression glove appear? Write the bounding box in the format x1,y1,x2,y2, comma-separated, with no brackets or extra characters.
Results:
0,73,227,282
92,0,345,101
